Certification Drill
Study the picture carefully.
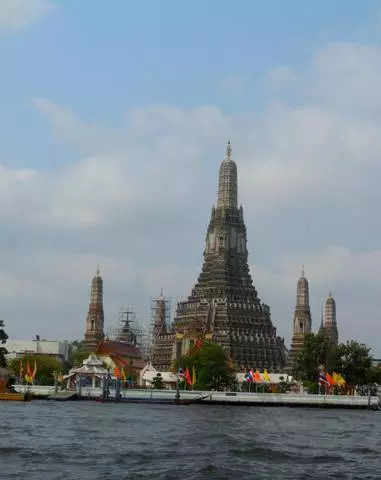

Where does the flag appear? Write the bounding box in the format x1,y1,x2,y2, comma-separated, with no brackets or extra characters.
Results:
338,373,346,385
31,361,37,381
19,361,24,383
121,367,127,382
25,361,32,384
185,367,192,385
254,370,263,382
263,369,271,382
333,372,346,385
114,367,121,379
178,368,185,381
325,372,335,386
192,366,196,386
319,371,329,386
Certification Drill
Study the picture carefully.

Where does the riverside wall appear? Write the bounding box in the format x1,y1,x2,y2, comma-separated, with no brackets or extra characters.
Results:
13,385,380,410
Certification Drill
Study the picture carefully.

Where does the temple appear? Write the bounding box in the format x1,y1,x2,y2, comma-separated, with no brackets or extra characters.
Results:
286,269,312,372
318,292,338,346
83,267,105,349
151,142,286,371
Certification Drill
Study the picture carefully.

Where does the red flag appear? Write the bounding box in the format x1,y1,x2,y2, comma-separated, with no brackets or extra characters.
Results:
325,372,335,386
185,368,192,385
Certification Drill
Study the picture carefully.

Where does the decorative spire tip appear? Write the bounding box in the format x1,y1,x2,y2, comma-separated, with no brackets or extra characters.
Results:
96,264,100,276
226,140,232,160
301,265,305,277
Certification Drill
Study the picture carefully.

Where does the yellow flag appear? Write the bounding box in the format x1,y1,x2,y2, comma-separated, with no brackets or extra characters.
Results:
263,369,271,382
192,366,196,386
333,372,345,385
337,374,346,385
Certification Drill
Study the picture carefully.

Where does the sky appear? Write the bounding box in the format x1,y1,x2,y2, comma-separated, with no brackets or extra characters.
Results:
1,0,381,355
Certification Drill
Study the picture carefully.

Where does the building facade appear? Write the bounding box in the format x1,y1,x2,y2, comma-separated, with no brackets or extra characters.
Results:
151,142,286,371
5,338,71,363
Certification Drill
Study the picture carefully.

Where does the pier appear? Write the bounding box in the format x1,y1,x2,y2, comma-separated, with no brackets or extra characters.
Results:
13,385,380,410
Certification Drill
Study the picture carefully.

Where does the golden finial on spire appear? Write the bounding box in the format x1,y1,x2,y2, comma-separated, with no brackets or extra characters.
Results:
226,140,232,160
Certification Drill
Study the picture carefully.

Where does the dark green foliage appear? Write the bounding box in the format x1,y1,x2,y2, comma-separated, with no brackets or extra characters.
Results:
0,320,8,368
334,341,373,386
8,354,62,384
69,348,92,368
175,342,235,390
294,334,335,382
151,373,164,389
295,335,376,387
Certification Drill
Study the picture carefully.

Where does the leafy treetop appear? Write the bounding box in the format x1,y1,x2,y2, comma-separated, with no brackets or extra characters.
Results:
0,321,8,369
174,342,235,390
294,334,379,387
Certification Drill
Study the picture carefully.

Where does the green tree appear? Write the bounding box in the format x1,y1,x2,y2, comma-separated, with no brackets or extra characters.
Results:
335,341,373,386
175,342,235,390
69,348,92,368
151,373,164,389
8,354,62,385
294,334,335,382
365,366,381,385
0,320,8,368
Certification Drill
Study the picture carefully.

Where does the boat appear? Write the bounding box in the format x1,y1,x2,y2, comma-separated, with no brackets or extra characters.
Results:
0,392,31,402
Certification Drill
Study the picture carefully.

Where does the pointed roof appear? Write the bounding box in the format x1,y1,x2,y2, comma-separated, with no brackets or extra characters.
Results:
217,141,238,208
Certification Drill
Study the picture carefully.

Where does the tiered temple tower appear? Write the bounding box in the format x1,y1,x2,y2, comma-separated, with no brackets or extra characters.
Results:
318,293,338,346
150,291,172,369
84,267,105,349
152,142,286,371
286,269,312,372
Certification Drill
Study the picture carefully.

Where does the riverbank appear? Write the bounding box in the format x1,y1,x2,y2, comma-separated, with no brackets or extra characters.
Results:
13,385,380,410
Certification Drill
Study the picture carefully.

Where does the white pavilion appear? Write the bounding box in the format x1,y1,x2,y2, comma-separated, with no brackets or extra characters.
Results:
64,354,108,389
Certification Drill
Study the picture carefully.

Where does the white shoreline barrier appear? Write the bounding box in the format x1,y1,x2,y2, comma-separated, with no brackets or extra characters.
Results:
14,385,380,410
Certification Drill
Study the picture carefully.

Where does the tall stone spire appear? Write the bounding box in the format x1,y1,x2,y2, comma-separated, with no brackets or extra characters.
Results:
151,142,286,372
296,266,309,308
217,141,238,208
84,267,105,349
318,292,338,346
286,268,312,373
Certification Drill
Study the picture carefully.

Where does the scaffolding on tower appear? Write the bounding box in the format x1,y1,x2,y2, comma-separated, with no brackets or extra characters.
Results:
149,291,171,357
105,306,150,359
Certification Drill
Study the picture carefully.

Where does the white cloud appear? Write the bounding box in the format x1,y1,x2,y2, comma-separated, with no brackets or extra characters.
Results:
252,246,381,349
263,67,297,92
0,0,56,34
2,39,381,356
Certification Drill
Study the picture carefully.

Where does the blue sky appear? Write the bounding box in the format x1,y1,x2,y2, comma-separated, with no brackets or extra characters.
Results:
1,0,381,356
2,0,380,169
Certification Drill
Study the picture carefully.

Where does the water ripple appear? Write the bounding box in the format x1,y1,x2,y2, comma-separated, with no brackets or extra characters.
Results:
0,402,380,479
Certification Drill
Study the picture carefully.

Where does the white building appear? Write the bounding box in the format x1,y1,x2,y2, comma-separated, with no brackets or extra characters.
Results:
5,338,71,363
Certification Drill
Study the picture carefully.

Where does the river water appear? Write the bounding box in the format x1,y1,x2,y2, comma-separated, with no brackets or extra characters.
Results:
0,401,380,479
